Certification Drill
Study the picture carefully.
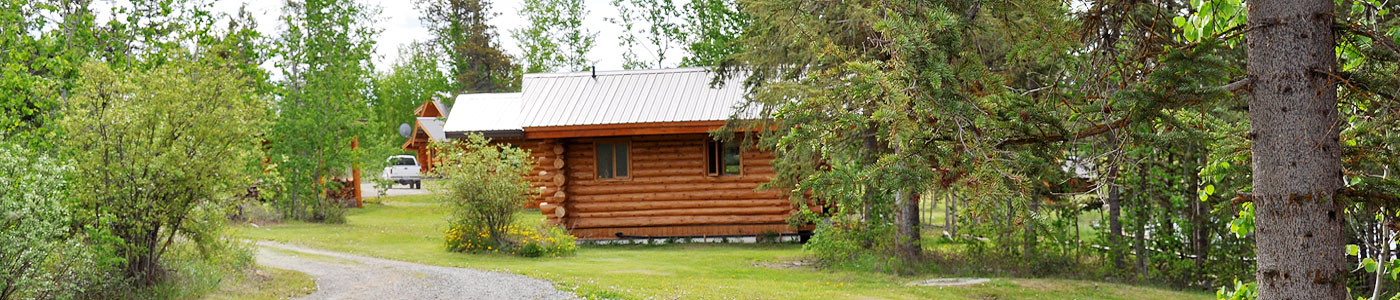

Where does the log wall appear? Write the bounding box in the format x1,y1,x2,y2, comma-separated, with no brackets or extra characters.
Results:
535,133,799,239
500,138,565,209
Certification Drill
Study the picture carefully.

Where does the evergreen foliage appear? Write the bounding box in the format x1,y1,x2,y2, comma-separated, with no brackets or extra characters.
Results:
415,0,521,92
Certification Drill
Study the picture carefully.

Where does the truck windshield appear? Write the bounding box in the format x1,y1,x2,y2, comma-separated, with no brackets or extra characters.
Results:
393,158,416,166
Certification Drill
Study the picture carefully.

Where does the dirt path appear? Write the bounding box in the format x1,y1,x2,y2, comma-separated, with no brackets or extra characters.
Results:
255,241,576,300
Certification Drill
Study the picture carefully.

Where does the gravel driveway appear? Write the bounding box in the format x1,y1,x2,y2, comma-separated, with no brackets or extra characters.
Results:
360,182,432,198
255,241,576,300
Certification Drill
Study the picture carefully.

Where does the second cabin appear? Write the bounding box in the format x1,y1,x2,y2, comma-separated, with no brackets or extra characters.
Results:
444,67,808,240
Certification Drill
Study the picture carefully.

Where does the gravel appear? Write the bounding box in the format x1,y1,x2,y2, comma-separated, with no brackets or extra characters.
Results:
255,241,577,300
360,182,432,198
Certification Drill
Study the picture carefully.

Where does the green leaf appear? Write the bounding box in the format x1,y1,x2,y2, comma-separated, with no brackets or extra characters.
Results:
1201,185,1215,201
1364,258,1378,273
1348,244,1361,256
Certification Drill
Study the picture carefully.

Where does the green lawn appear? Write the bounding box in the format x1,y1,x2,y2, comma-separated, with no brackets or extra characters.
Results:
203,266,315,300
233,194,1209,299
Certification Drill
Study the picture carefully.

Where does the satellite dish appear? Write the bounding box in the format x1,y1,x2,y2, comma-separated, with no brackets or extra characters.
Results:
398,123,413,138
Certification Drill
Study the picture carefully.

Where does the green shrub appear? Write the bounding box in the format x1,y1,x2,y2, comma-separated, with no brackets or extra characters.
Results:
1215,278,1256,300
803,219,911,272
0,142,122,299
427,131,580,258
61,61,268,284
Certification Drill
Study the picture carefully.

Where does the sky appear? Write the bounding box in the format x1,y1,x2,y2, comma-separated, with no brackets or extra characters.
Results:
202,0,680,73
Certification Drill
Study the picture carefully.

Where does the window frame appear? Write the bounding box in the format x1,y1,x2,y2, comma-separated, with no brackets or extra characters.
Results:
705,139,743,177
593,139,632,181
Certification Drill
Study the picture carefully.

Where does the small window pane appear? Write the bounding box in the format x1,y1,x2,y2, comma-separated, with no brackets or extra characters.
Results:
707,141,719,175
596,143,614,178
615,143,629,177
723,144,741,175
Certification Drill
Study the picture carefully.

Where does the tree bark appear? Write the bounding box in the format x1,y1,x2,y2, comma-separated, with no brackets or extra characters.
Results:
945,192,953,236
897,188,921,259
1186,148,1208,272
1106,134,1124,269
1106,165,1123,268
1247,0,1347,298
1372,215,1389,300
1136,151,1151,277
950,190,959,238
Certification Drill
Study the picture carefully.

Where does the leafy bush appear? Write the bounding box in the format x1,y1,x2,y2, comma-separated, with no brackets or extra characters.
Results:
432,134,537,245
60,60,269,284
0,142,122,299
107,238,256,300
434,134,576,257
804,219,894,269
1215,278,1256,300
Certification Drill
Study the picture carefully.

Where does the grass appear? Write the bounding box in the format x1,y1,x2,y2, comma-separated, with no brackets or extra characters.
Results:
233,194,1211,299
203,266,316,300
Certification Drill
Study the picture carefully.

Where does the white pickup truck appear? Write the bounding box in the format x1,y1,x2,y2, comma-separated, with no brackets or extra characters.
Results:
381,155,423,189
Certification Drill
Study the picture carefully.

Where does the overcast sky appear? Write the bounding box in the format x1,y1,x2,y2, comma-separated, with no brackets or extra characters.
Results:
201,0,677,74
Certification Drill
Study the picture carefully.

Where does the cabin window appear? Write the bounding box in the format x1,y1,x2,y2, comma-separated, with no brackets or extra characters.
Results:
595,141,630,179
706,140,741,176
391,157,417,166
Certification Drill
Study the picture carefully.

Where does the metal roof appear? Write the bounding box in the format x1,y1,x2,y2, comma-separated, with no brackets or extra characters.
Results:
518,67,751,127
443,92,524,137
416,117,446,141
434,100,450,118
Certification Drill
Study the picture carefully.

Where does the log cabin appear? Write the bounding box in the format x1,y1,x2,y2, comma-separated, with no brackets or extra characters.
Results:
402,99,450,173
444,67,807,240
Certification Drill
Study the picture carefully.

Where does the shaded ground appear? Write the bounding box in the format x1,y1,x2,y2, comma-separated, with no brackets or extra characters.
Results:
254,241,575,300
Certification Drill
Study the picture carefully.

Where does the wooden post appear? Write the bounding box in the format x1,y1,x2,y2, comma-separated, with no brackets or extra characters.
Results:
352,136,362,208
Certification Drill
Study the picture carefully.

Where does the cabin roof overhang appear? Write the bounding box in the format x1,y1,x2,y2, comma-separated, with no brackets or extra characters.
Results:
445,129,525,139
521,120,727,139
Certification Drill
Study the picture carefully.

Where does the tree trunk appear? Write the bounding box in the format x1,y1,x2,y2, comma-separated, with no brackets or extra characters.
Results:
1185,148,1207,272
1136,152,1151,277
897,189,921,259
1103,132,1125,267
1373,215,1389,300
1107,158,1124,269
950,190,959,238
1025,196,1040,257
945,192,953,236
861,127,880,223
1247,0,1347,298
